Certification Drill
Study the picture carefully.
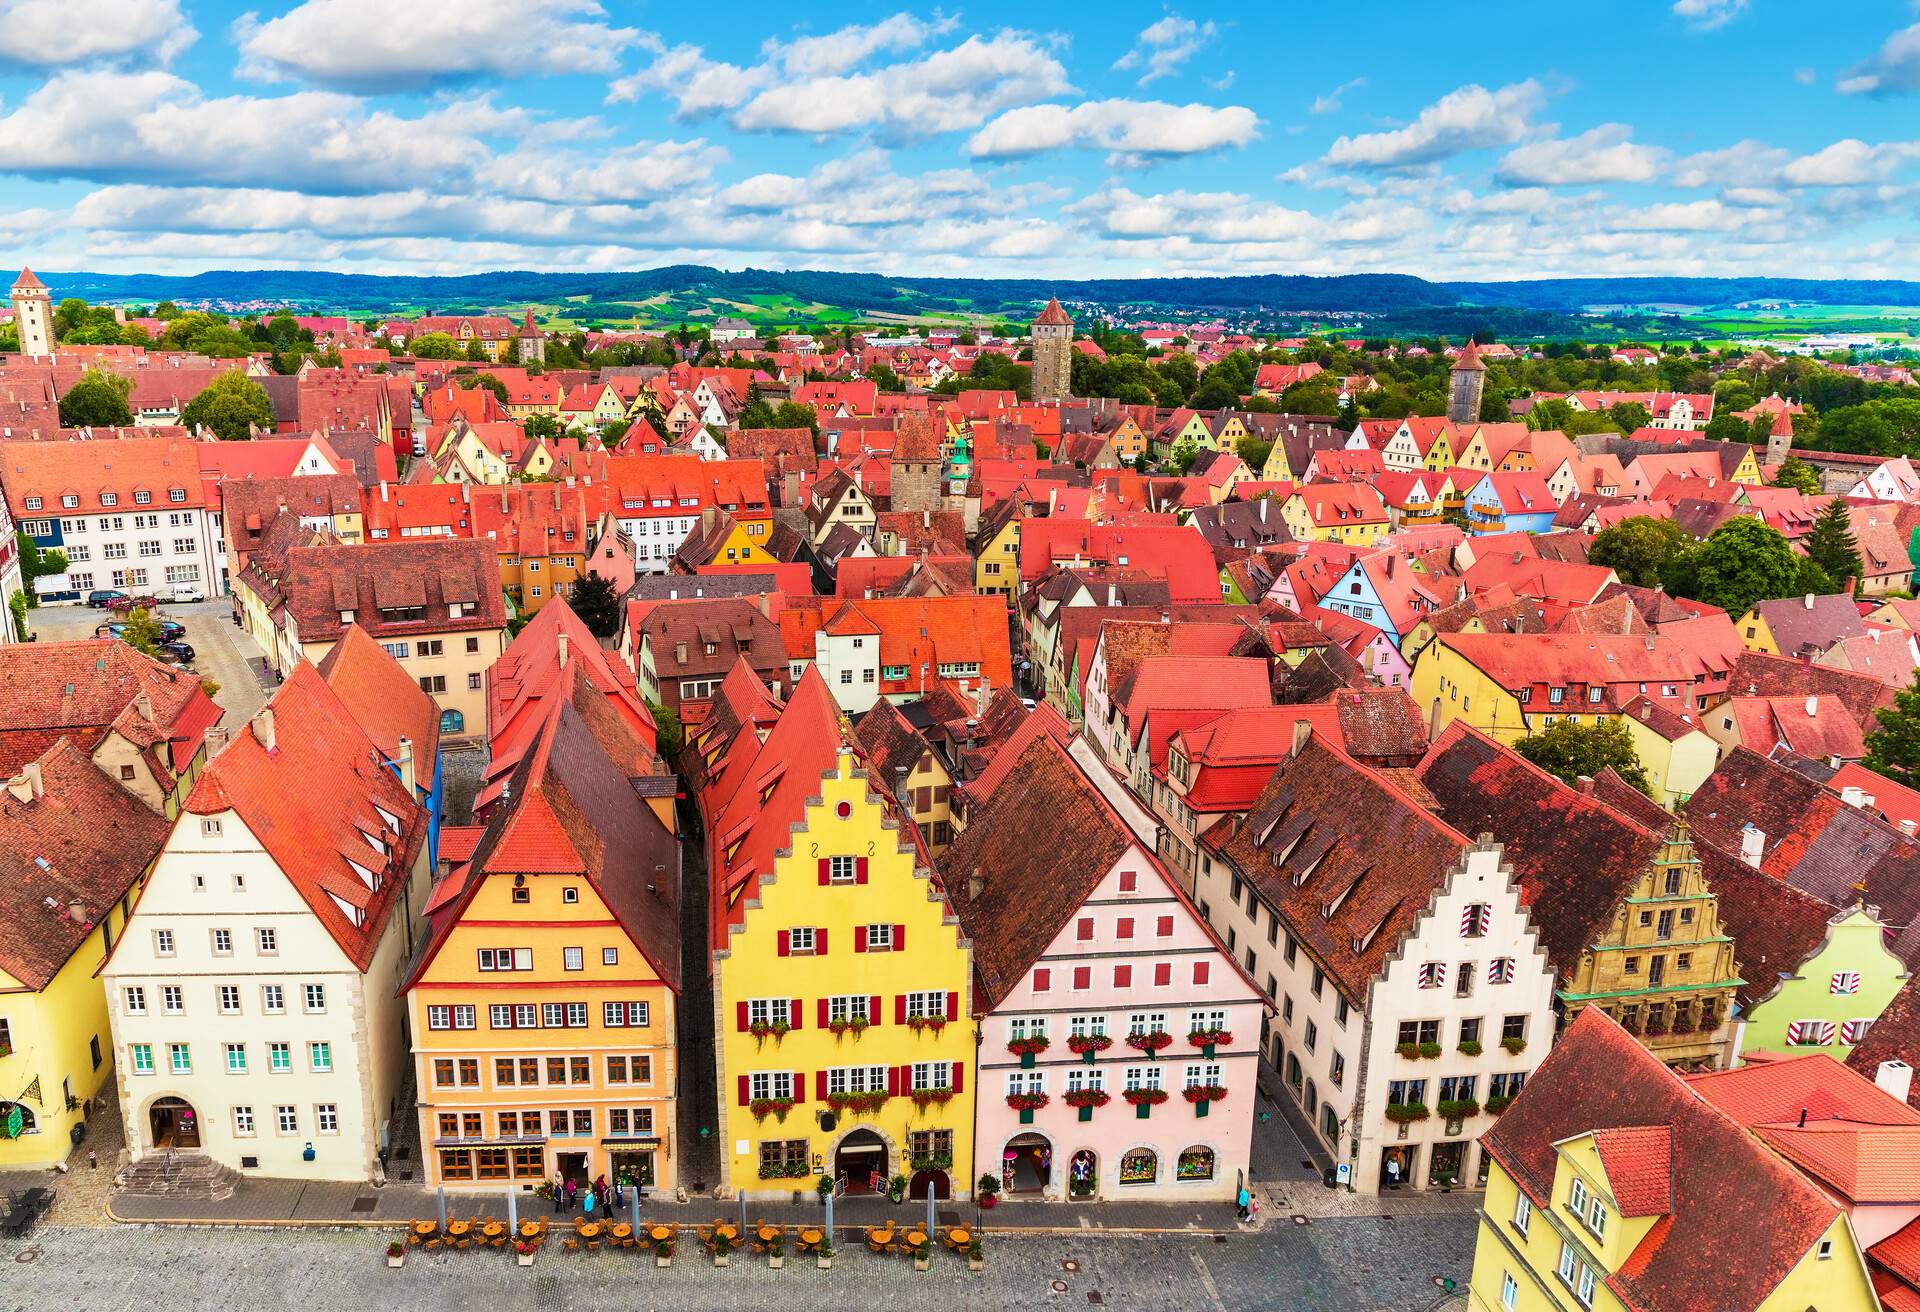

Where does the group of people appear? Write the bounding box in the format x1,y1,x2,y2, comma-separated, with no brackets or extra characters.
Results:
548,1173,622,1218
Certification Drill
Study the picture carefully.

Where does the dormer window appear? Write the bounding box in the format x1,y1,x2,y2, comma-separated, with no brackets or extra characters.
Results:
168,488,186,503
340,609,355,624
61,494,78,508
134,490,151,504
23,497,40,510
100,492,117,507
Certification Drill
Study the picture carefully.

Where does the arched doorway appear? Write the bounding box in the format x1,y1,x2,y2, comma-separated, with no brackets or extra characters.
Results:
833,1128,887,1194
1067,1149,1097,1199
909,1167,950,1201
1002,1132,1052,1194
149,1097,200,1149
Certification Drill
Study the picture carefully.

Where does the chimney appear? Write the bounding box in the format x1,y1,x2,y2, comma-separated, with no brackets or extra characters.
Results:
893,765,911,806
134,691,154,722
1903,819,1918,838
1841,785,1867,808
1739,823,1765,868
253,706,277,754
1804,592,1815,610
968,866,984,901
557,629,570,669
1291,719,1313,757
5,772,31,804
396,736,415,796
1806,696,1819,718
1876,1059,1914,1106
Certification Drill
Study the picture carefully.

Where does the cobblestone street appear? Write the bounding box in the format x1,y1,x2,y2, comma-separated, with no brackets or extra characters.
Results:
1,1217,1475,1312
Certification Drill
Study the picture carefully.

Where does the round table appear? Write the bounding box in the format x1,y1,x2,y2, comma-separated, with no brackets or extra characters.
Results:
906,1230,928,1248
519,1222,541,1239
577,1223,601,1240
448,1221,471,1238
648,1226,672,1243
412,1221,437,1237
482,1222,504,1239
800,1228,823,1248
757,1225,779,1244
948,1228,970,1247
611,1224,632,1241
715,1223,738,1241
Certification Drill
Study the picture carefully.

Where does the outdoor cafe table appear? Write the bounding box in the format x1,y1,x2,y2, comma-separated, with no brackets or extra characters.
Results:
412,1221,438,1238
946,1228,971,1248
648,1225,673,1243
757,1225,779,1244
610,1224,632,1242
905,1230,928,1249
447,1221,471,1239
481,1222,504,1241
715,1222,739,1241
799,1228,823,1249
577,1222,601,1241
519,1222,542,1240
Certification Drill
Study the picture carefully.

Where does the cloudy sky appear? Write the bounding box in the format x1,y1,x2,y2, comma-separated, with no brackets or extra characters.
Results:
1,0,1918,280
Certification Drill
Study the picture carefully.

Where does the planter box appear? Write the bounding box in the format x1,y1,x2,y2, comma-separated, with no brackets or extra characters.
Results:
817,1255,833,1271
656,1255,673,1268
516,1253,535,1268
1136,1102,1151,1119
914,1256,931,1273
714,1255,731,1268
387,1255,405,1269
1078,1105,1093,1122
968,1256,984,1273
1200,1044,1216,1059
769,1255,784,1269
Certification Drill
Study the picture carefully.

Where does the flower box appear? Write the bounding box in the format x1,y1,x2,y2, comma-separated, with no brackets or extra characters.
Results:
1499,1036,1527,1055
1067,1034,1111,1063
1384,1101,1430,1123
750,1096,795,1122
825,1090,890,1117
1485,1094,1514,1115
906,1015,948,1035
1437,1098,1480,1120
1457,1040,1483,1057
1182,1084,1227,1117
386,1241,405,1269
748,1019,792,1044
1187,1028,1232,1058
909,1086,955,1112
1122,1087,1168,1118
1006,1091,1050,1124
1063,1087,1109,1121
1125,1031,1173,1056
1008,1035,1050,1069
1418,1041,1442,1059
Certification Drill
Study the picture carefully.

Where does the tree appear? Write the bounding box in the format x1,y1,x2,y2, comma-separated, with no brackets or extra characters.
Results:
15,531,67,606
1168,437,1201,475
1864,668,1920,790
649,700,684,754
181,370,274,442
1589,516,1690,589
569,571,621,639
770,400,818,436
866,363,904,392
1773,458,1821,495
1670,516,1832,616
522,412,561,440
462,372,509,404
408,332,461,359
58,368,134,427
119,607,165,657
1804,498,1862,590
1608,401,1652,433
1515,717,1651,795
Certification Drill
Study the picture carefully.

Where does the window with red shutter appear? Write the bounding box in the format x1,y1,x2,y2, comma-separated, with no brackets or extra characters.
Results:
817,858,831,885
885,1066,900,1096
1154,962,1171,987
895,994,908,1024
870,994,882,1025
816,928,828,954
950,1061,964,1093
854,926,868,952
792,1071,805,1103
1193,961,1211,985
737,1075,749,1106
1033,968,1050,993
1113,964,1132,988
736,1001,750,1032
1116,917,1134,940
1076,916,1094,941
776,930,790,957
855,856,869,883
945,991,958,1021
1156,915,1174,937
789,999,803,1029
894,924,906,951
817,998,829,1027
815,1070,827,1101
1072,966,1090,990
1119,869,1138,892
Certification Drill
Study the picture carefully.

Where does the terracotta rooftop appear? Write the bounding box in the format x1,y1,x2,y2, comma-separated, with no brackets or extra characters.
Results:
0,638,220,786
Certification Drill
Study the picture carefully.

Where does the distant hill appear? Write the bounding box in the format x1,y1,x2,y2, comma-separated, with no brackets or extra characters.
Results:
19,265,1920,324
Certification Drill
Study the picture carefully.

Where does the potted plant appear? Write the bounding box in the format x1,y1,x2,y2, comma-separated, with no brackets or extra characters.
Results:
967,1235,984,1273
888,1173,909,1205
1457,1039,1483,1056
1437,1170,1458,1193
910,1086,955,1112
816,1236,834,1270
816,1174,834,1202
1485,1094,1514,1115
712,1230,734,1267
768,1233,785,1269
1187,1026,1233,1058
1437,1097,1480,1120
386,1240,405,1269
1067,1033,1112,1063
1396,1041,1422,1059
750,1095,795,1122
1007,1034,1050,1068
1384,1101,1430,1123
907,1013,947,1035
1063,1087,1110,1122
1500,1035,1527,1055
1181,1083,1228,1118
1122,1087,1169,1118
656,1235,675,1268
912,1239,931,1272
1125,1030,1173,1056
1005,1091,1050,1124
976,1174,1000,1209
849,1014,870,1037
827,1017,852,1037
749,1017,792,1045
514,1239,537,1268
1418,1041,1443,1059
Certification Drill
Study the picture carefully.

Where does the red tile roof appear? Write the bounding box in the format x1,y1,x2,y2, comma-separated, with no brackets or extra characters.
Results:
0,638,220,784
282,538,506,641
314,623,440,791
1590,1125,1674,1216
0,435,206,515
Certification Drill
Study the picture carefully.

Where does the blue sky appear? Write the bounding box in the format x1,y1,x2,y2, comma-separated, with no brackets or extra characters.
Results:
0,0,1918,280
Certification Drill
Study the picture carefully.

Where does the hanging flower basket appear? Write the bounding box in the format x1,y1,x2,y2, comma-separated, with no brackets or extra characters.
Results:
749,1096,795,1122
1187,1028,1232,1057
1125,1031,1173,1055
1067,1034,1112,1063
907,1015,948,1035
1063,1087,1109,1120
827,1019,852,1037
1006,1091,1050,1124
1122,1087,1168,1118
1436,1098,1480,1120
825,1090,890,1117
1181,1084,1227,1104
749,1019,791,1045
1485,1094,1514,1115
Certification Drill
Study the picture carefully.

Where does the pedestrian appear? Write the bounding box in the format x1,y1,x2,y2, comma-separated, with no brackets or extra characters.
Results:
551,1173,565,1215
1247,1196,1260,1226
583,1186,597,1220
1234,1184,1251,1221
1385,1155,1402,1190
565,1177,578,1212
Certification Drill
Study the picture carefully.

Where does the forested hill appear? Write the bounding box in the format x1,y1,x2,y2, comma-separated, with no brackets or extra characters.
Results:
19,266,1920,317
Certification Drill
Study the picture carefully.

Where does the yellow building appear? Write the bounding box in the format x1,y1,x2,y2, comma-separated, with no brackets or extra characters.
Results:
1279,486,1390,546
0,740,169,1167
706,670,976,1200
405,693,681,1192
1469,1009,1876,1312
974,502,1022,598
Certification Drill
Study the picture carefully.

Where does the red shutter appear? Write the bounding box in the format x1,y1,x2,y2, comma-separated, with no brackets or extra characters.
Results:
886,1065,900,1096
776,930,790,957
818,858,831,885
1076,916,1094,941
1156,915,1174,938
1117,917,1134,940
1119,870,1137,892
855,857,869,884
790,999,803,1030
816,928,829,955
737,1075,750,1106
792,1071,805,1104
815,1070,827,1101
870,994,882,1026
1193,961,1211,986
817,998,829,1028
894,924,906,951
950,1061,964,1093
945,990,958,1021
1154,962,1171,987
1072,966,1090,991
895,994,907,1024
1033,968,1050,993
1114,964,1132,989
736,1001,750,1032
854,925,868,953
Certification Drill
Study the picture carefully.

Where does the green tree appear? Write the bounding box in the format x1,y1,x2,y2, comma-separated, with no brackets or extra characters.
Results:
119,606,165,657
1589,516,1690,589
1803,499,1862,590
1864,668,1920,790
1668,516,1831,616
462,372,509,403
569,571,621,639
522,413,561,439
649,700,685,754
770,400,818,436
1607,401,1652,433
1514,717,1651,795
57,368,134,427
14,531,67,606
464,338,492,363
409,332,461,359
1772,458,1821,495
866,363,904,392
181,370,274,441
1168,437,1201,474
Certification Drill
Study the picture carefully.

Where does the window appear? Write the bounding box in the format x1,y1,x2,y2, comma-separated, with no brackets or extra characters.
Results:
906,990,947,1020
1577,1265,1596,1308
263,985,284,1014
124,986,146,1015
256,927,277,954
1461,902,1490,937
276,1106,299,1135
233,1106,255,1136
1557,1241,1577,1283
163,985,184,1015
1818,1239,1835,1260
1587,1197,1607,1239
168,1043,192,1074
218,985,241,1014
315,1104,339,1134
224,1043,247,1074
1569,1177,1589,1214
564,947,584,972
154,928,175,956
1304,1020,1319,1053
303,983,326,1013
1513,1194,1531,1236
788,926,816,955
1330,1052,1345,1087
1123,1066,1164,1093
1501,1273,1518,1311
130,1043,154,1075
748,1072,796,1102
309,1042,332,1073
269,1042,291,1073
212,928,233,955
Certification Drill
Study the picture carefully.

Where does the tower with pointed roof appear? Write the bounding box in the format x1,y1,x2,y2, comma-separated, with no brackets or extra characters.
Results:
1030,297,1073,405
515,308,544,366
1446,339,1485,426
10,267,51,358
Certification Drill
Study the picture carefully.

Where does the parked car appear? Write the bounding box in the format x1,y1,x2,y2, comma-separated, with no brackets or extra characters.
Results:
86,590,128,608
95,620,188,643
156,641,196,664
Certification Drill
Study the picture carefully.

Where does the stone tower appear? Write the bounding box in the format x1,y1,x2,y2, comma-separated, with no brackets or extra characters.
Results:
10,267,52,358
515,308,544,365
1030,297,1073,404
1765,408,1794,466
1446,339,1485,426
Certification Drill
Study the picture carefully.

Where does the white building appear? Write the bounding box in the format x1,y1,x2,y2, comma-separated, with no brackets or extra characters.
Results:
9,267,51,358
1,437,220,603
104,665,432,1182
1198,729,1555,1195
605,458,769,575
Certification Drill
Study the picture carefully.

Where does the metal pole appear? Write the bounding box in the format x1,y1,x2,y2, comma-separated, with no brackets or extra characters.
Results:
926,1184,935,1238
738,1188,746,1233
826,1186,833,1240
436,1187,447,1230
508,1187,517,1233
632,1187,640,1229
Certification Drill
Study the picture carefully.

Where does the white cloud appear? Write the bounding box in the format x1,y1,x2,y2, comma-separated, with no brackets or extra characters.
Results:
1839,23,1920,96
1112,13,1217,85
1780,138,1920,186
1073,186,1317,244
1496,124,1667,185
1670,139,1792,188
234,0,640,89
0,0,194,67
967,99,1258,163
1671,0,1747,31
1311,77,1365,114
761,13,956,77
1325,80,1543,168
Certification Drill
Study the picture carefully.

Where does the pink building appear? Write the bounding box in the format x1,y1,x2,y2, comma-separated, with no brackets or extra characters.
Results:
946,718,1267,1201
